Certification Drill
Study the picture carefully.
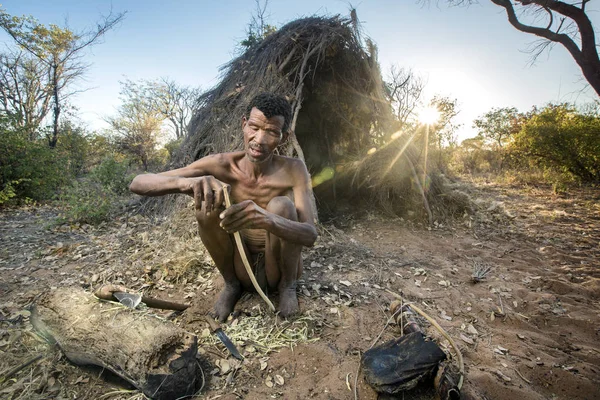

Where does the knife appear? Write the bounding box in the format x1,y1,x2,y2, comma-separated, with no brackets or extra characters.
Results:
204,315,243,360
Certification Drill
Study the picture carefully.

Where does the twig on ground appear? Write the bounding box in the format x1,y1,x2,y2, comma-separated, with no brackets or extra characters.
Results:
353,351,361,400
0,354,43,384
514,368,531,384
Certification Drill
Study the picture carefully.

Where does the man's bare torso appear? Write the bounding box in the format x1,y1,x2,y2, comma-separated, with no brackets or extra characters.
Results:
209,151,298,208
210,151,301,253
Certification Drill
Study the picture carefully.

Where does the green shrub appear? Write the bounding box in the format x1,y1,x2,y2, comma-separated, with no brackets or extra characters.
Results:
0,123,71,202
89,156,132,195
59,156,133,224
57,121,91,177
60,180,118,224
510,104,600,182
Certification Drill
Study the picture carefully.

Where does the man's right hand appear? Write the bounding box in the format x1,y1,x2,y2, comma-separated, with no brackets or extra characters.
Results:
183,175,229,214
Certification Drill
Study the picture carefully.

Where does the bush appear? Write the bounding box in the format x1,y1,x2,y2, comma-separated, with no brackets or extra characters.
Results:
60,180,118,224
60,156,133,224
89,156,132,195
0,121,71,203
510,104,600,182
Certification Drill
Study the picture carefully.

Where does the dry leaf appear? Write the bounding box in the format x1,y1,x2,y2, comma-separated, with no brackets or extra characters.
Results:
275,375,285,386
219,359,231,374
460,334,474,345
265,375,274,388
260,358,268,371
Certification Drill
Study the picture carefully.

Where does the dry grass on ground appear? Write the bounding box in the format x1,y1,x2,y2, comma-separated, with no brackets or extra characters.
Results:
1,181,599,399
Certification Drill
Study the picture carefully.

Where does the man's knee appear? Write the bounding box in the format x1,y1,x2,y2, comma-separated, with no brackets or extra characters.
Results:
266,196,297,221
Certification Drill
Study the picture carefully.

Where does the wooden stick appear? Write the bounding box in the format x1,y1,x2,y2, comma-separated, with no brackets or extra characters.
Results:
386,289,464,390
222,185,276,312
0,354,43,384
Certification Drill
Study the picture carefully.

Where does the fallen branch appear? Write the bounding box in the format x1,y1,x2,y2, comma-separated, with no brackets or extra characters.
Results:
0,354,43,384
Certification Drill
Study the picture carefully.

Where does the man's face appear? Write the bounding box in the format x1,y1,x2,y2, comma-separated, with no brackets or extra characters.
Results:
242,107,286,163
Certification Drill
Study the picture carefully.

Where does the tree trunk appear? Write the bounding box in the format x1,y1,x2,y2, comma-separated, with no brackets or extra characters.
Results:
31,287,200,400
491,0,600,97
49,62,60,148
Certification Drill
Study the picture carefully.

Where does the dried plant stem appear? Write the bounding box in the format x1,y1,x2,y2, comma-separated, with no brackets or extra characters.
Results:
405,155,433,225
0,354,43,384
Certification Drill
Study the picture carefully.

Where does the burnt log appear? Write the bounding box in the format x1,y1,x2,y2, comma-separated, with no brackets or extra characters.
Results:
31,287,199,400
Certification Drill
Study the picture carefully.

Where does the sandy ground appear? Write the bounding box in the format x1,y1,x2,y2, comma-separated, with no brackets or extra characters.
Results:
0,181,598,400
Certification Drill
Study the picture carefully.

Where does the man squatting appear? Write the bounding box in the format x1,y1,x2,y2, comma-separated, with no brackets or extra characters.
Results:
129,93,318,321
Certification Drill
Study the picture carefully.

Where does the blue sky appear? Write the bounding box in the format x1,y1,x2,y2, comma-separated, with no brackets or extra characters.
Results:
1,0,598,141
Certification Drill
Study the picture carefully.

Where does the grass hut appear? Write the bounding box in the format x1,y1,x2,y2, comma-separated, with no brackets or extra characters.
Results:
170,14,470,222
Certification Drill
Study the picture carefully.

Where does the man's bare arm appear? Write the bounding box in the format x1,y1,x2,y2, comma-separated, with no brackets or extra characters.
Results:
129,154,222,196
129,154,230,213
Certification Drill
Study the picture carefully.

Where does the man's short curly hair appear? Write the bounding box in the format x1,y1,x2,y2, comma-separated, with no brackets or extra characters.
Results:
245,93,292,133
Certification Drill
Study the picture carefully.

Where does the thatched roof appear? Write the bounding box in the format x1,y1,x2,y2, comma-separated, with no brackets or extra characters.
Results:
165,14,471,222
177,15,391,172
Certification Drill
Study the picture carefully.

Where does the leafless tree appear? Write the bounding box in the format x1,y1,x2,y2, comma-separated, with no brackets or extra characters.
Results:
147,78,202,140
386,65,426,127
0,50,52,139
0,9,125,147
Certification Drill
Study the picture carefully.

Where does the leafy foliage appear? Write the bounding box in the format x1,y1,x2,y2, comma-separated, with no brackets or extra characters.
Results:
0,117,70,204
510,104,600,182
0,7,125,146
473,107,523,148
106,80,166,171
60,156,132,224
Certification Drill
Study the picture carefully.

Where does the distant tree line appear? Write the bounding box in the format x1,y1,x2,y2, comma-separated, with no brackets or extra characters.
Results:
0,7,201,211
455,103,600,184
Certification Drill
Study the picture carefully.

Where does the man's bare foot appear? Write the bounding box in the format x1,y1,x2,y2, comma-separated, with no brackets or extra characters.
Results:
278,285,299,318
213,282,242,322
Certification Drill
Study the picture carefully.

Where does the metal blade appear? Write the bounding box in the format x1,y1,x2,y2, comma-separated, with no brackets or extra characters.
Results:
113,292,142,309
215,329,243,360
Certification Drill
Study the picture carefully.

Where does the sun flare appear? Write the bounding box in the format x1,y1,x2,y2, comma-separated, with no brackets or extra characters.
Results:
419,107,440,125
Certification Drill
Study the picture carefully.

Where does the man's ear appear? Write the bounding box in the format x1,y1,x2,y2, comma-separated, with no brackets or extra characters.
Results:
241,115,247,130
281,129,290,144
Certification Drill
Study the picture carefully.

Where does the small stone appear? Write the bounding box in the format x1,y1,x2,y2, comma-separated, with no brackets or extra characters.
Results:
467,324,478,335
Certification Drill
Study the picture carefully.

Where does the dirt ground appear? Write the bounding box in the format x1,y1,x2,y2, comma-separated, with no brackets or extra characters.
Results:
0,180,599,400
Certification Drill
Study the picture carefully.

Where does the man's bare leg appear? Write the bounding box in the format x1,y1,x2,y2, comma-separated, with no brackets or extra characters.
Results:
196,206,242,322
264,196,303,318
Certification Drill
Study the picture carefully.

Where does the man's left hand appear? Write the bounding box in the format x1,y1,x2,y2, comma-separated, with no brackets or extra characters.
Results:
219,200,268,233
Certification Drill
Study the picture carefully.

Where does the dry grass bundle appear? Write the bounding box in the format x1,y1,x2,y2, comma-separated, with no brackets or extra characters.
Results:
199,314,318,356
